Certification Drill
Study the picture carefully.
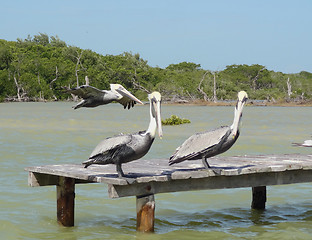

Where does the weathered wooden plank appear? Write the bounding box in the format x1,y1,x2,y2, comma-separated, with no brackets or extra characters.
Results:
136,194,155,232
25,154,312,190
251,186,266,210
28,172,93,187
57,177,75,227
28,172,58,187
109,169,312,198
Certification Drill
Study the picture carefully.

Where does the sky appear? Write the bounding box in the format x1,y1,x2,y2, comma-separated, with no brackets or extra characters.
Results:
1,0,311,73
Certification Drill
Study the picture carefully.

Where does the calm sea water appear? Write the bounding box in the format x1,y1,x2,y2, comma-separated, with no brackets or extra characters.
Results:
1,102,312,239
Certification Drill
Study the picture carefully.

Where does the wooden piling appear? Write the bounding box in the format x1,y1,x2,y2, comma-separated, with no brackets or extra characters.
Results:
26,154,312,231
136,194,155,232
57,176,75,226
251,186,266,210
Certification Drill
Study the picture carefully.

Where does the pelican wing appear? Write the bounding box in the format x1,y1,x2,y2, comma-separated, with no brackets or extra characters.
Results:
169,126,230,163
89,134,132,158
67,85,104,99
117,96,136,109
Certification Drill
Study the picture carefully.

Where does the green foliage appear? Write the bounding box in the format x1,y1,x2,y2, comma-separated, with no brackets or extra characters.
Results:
162,115,191,125
0,34,311,102
166,62,201,72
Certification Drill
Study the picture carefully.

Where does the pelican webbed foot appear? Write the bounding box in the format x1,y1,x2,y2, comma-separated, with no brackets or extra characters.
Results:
116,164,136,184
122,177,136,184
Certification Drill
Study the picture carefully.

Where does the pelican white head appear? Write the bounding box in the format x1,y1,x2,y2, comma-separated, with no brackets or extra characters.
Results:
110,83,143,105
238,91,248,102
148,91,163,138
231,91,248,136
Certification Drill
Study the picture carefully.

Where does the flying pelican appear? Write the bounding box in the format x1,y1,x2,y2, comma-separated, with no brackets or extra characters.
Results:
63,84,143,109
82,91,163,177
292,139,312,147
169,91,248,169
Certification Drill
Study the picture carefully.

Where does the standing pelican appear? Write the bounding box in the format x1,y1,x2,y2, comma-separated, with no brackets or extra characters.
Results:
169,91,248,169
83,92,163,177
63,84,143,109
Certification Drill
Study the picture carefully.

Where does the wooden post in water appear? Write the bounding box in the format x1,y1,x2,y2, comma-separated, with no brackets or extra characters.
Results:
136,194,155,232
57,176,75,226
251,186,266,210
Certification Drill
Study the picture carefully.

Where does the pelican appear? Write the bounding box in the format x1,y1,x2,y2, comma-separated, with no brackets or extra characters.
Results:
169,91,248,169
63,84,143,109
83,92,163,177
292,139,312,147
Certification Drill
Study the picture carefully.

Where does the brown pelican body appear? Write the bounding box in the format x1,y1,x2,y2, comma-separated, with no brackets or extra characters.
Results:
83,92,162,177
63,84,143,109
169,91,248,169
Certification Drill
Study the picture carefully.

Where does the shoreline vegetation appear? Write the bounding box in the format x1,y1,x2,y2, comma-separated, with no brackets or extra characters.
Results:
1,33,311,104
2,98,312,107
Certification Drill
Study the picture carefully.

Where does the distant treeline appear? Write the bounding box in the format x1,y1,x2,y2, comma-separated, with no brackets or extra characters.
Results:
0,33,311,103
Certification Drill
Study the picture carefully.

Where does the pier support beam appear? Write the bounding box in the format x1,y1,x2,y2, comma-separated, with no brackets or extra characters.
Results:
136,194,155,232
57,177,75,226
251,186,266,210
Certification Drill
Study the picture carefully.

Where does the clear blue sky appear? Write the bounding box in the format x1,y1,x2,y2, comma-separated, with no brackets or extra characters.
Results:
1,0,311,73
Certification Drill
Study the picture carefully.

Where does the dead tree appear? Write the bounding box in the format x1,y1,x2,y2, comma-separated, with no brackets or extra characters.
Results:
212,71,217,103
49,66,60,101
10,55,28,101
197,71,209,101
70,50,86,101
74,50,85,87
286,77,292,99
185,90,195,101
251,67,265,91
37,72,45,102
13,72,24,102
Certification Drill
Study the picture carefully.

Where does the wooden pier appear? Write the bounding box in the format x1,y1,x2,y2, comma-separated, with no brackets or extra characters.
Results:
26,154,312,232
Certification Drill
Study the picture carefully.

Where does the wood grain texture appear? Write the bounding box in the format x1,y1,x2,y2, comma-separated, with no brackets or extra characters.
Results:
25,154,312,198
136,194,155,232
57,177,75,226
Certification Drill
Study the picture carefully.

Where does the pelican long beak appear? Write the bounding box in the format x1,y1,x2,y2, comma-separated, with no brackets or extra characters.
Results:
153,100,163,138
115,86,144,105
232,91,248,136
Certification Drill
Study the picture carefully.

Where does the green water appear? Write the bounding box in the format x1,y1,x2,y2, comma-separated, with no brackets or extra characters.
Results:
1,102,312,239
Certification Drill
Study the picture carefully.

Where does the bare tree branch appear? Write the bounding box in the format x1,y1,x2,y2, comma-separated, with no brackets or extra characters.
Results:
131,69,150,93
50,66,59,89
197,71,209,101
13,73,22,102
252,67,265,90
286,77,292,98
75,50,85,87
185,90,195,101
49,66,59,101
212,71,217,103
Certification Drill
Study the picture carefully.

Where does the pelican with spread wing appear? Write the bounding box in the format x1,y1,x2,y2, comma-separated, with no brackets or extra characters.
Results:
83,92,163,177
169,91,248,169
63,84,143,109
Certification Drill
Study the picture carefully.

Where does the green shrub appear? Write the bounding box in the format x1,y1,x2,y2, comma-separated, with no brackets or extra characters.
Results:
162,115,191,125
